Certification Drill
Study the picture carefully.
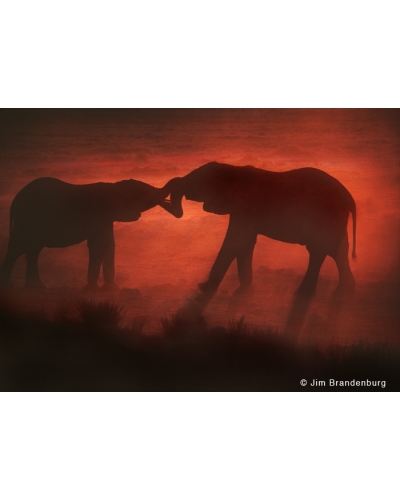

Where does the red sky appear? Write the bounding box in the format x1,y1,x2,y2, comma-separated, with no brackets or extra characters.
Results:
0,109,399,288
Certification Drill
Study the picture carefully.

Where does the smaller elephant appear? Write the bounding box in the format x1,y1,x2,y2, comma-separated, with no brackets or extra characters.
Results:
0,177,180,290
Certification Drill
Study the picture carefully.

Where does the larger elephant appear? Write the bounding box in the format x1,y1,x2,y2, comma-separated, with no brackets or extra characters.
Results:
0,177,180,290
166,162,357,298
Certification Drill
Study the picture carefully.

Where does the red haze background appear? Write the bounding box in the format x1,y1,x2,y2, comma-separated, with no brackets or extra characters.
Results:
0,109,399,342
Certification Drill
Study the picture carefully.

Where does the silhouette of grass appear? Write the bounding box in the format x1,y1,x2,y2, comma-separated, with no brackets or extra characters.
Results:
121,316,147,338
77,299,124,330
160,309,207,339
225,316,279,337
227,316,248,336
53,296,74,323
160,315,179,338
0,299,399,391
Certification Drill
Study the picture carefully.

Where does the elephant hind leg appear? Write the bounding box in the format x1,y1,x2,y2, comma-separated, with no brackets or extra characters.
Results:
332,234,355,296
286,249,326,339
297,248,326,298
234,236,257,295
25,246,45,289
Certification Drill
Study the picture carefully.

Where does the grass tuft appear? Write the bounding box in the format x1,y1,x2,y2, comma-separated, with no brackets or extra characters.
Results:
161,310,207,339
77,299,124,330
122,316,147,337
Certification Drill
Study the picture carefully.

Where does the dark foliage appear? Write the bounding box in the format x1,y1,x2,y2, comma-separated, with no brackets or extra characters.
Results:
0,300,399,391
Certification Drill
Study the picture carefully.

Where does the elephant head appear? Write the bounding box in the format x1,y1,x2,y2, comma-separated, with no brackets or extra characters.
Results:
161,162,250,217
109,179,184,222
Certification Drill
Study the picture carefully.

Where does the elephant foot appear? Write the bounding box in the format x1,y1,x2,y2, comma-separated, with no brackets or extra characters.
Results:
101,282,120,293
82,283,102,293
332,283,355,300
198,281,218,296
0,277,13,290
25,280,46,290
233,284,254,296
295,283,317,299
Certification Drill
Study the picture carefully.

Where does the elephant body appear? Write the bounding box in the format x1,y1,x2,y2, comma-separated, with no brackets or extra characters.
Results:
0,177,177,290
168,162,357,297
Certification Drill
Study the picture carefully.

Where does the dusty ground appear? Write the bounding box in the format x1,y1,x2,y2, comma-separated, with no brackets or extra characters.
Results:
2,267,398,347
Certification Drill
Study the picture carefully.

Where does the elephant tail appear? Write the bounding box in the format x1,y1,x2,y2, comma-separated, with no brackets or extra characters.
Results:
8,210,14,240
9,206,14,240
350,201,357,261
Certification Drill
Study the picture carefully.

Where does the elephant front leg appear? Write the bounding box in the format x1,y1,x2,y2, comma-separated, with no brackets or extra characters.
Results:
86,241,103,292
0,237,24,287
25,246,45,289
198,241,236,295
199,217,255,296
101,225,119,292
86,224,119,292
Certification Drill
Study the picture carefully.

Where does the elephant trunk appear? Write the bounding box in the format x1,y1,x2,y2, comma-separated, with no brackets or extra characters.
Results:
158,177,184,218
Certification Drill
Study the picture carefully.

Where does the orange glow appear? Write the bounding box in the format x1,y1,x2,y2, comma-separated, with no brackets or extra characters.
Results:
0,109,399,341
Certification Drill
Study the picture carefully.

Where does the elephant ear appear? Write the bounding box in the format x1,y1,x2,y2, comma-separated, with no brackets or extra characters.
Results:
203,198,231,215
203,166,246,215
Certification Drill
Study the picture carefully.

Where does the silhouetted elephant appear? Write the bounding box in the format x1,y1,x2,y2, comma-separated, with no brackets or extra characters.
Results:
0,177,180,290
166,162,357,298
